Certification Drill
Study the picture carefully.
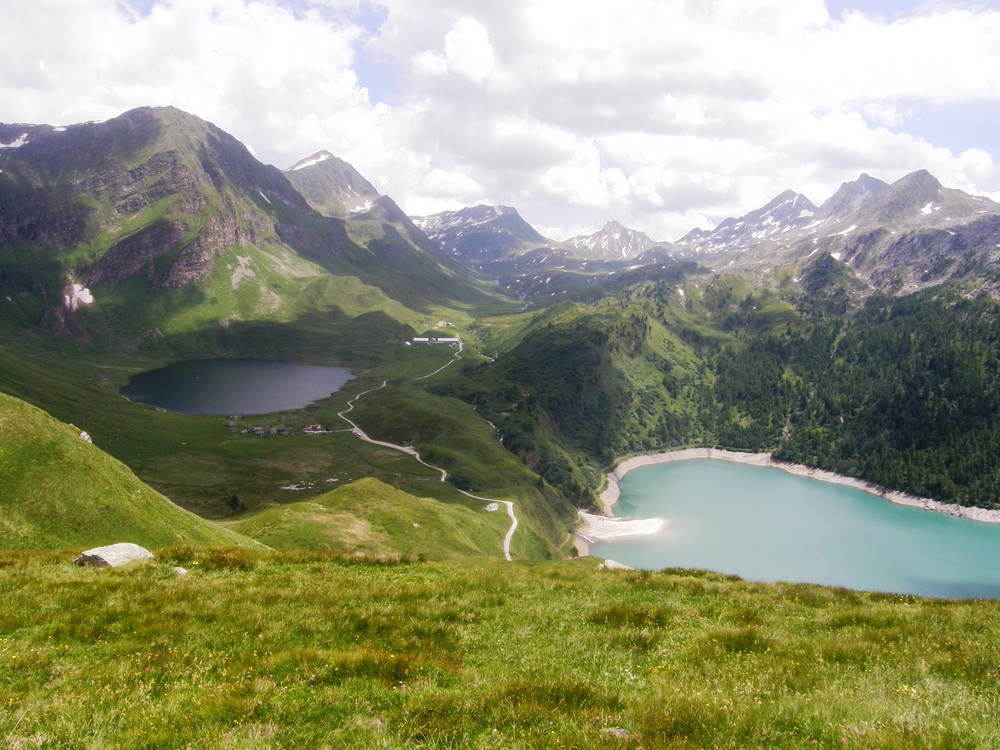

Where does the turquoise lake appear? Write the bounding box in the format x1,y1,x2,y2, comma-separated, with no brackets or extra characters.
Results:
592,460,1000,599
120,359,353,416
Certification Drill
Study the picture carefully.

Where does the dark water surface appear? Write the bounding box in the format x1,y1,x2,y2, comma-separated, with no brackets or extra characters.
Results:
593,459,1000,599
120,359,353,416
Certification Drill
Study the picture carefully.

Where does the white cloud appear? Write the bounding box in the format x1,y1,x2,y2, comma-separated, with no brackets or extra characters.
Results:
1,0,999,242
443,18,496,84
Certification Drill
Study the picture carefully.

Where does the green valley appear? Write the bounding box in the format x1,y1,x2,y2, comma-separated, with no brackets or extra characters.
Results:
3,104,1000,748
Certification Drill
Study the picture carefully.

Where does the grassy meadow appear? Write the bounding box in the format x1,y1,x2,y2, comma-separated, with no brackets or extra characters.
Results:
3,551,1000,748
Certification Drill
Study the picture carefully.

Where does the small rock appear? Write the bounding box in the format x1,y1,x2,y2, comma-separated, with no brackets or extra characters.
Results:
74,543,154,568
412,523,421,529
597,559,633,571
602,727,634,740
173,567,189,576
79,430,92,443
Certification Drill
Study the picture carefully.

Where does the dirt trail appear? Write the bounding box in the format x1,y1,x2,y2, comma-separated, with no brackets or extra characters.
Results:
337,349,518,560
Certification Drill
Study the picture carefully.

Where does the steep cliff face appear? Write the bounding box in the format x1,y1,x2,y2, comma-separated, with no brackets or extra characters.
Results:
0,107,290,295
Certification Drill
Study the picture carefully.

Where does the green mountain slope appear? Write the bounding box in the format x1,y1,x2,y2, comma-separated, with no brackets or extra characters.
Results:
224,477,511,560
0,391,252,550
433,274,1000,511
0,106,508,352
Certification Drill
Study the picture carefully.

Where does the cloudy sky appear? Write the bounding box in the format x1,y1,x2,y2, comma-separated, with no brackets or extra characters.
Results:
3,0,999,241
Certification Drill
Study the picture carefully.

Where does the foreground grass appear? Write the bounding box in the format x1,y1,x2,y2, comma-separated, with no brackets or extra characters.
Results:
3,551,1000,748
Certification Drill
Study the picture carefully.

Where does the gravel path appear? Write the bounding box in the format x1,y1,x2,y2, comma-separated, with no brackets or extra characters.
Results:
337,349,518,560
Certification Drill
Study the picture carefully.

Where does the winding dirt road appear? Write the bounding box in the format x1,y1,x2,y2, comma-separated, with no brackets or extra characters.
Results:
337,351,518,561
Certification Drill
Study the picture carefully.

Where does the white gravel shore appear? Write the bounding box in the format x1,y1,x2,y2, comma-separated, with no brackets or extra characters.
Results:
574,511,665,556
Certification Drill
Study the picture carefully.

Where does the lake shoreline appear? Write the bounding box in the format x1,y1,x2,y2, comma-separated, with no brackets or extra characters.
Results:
575,447,1000,558
596,448,1000,524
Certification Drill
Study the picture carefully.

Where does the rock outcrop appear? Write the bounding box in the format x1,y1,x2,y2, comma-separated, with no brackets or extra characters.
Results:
74,542,154,568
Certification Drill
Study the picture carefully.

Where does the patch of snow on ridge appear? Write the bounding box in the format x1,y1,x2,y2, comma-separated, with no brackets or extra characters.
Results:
920,202,935,215
64,283,94,311
350,200,375,214
292,152,332,171
833,225,857,236
0,133,28,149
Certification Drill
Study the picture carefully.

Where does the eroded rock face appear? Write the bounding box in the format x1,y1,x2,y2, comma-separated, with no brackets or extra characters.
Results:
74,543,154,568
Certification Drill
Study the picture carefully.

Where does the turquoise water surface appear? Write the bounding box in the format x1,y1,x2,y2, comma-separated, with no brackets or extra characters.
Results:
592,460,1000,599
120,359,353,416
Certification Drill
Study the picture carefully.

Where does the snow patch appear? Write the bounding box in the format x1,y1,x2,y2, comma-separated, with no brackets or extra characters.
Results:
832,225,857,237
0,133,28,149
258,191,271,205
349,199,375,213
831,252,843,261
63,283,94,311
292,152,332,171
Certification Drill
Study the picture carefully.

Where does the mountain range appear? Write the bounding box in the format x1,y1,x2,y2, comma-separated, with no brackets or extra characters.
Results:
416,173,1000,300
4,105,1000,347
3,104,1000,521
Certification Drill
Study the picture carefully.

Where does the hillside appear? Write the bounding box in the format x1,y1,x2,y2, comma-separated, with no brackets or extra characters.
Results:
3,550,1000,748
224,477,513,560
0,106,505,354
435,276,1000,511
0,391,251,550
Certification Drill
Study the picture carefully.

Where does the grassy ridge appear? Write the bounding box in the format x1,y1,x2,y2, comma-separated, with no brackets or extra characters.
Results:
0,392,249,550
224,477,511,560
2,551,999,748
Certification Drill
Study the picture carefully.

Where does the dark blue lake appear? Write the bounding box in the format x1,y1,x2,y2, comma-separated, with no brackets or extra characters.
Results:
120,359,353,416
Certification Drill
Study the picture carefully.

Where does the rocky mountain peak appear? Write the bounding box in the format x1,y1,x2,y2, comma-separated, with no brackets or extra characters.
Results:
814,173,890,220
289,150,335,171
566,220,656,260
857,169,944,225
675,189,817,254
412,205,550,263
283,151,380,218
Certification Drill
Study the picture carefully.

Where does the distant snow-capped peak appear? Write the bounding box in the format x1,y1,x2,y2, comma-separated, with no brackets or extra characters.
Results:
289,151,333,171
567,220,656,260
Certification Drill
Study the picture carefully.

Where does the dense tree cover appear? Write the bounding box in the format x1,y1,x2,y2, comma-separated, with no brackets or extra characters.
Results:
709,286,1000,507
441,281,1000,510
776,290,1000,507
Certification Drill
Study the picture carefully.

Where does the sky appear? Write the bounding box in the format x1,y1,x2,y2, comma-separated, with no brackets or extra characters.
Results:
2,0,999,241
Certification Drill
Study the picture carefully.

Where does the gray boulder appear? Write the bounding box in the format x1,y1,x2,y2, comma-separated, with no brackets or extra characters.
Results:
74,543,154,568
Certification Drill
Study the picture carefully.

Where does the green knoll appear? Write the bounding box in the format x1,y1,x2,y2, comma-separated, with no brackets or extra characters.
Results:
224,477,514,560
2,551,999,748
0,392,249,550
